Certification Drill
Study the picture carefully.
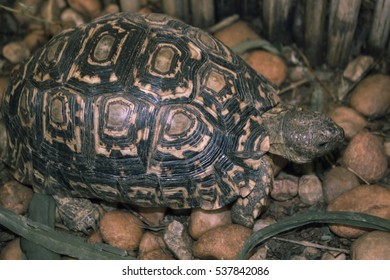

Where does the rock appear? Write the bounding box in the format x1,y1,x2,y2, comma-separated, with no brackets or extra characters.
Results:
328,106,367,139
385,140,390,158
193,224,252,260
242,50,287,86
188,206,231,239
0,180,33,214
99,210,144,251
327,185,390,238
139,231,166,257
350,74,390,118
271,175,299,201
163,220,193,260
137,207,166,226
0,238,23,260
249,245,268,260
87,230,103,244
343,55,374,82
298,175,323,205
23,30,47,52
253,217,276,232
60,8,85,28
101,4,120,15
302,247,321,259
214,20,260,48
140,249,175,260
342,131,387,183
120,0,141,13
322,166,360,203
2,41,31,64
67,0,102,19
321,252,347,260
40,0,62,35
351,231,390,260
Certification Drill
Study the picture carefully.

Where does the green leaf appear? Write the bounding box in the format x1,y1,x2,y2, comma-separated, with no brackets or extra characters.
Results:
238,211,390,260
0,205,135,260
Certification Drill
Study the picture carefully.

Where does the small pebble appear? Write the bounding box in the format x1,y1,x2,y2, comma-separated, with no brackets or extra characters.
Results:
249,245,268,260
327,185,390,238
242,50,287,86
67,0,102,19
0,238,23,260
188,206,231,239
298,175,323,205
350,74,390,118
322,166,360,203
164,220,193,260
214,20,260,48
60,8,85,28
101,4,120,15
120,0,141,12
321,251,347,260
193,224,252,260
270,175,299,201
140,249,175,260
342,131,387,183
384,140,390,158
99,210,144,251
303,247,321,259
291,255,306,260
40,0,62,35
2,41,31,64
253,217,276,232
23,30,47,52
55,0,67,9
0,180,33,214
138,206,166,226
87,230,103,244
343,55,374,82
328,106,367,139
139,231,166,257
351,231,390,260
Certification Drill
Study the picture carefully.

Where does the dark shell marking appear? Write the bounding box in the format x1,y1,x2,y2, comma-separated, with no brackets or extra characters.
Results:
2,13,279,210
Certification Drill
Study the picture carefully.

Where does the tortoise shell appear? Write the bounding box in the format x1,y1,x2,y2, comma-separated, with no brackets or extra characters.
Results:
2,13,279,211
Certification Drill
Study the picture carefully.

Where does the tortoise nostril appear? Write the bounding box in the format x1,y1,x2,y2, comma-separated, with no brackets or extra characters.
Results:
317,141,329,149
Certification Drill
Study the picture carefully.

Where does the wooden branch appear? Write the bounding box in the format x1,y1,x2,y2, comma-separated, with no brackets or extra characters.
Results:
326,0,362,68
368,0,390,52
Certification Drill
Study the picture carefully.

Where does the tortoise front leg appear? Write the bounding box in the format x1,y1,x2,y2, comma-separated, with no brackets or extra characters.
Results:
231,155,273,228
53,195,104,233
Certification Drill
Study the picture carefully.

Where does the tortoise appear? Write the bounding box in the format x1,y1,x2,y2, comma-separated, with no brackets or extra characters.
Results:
1,13,344,230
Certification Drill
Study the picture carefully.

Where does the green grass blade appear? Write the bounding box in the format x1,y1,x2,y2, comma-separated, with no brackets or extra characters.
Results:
0,205,136,260
238,211,390,260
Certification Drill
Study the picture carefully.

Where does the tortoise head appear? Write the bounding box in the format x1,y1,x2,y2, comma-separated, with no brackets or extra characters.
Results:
263,105,344,163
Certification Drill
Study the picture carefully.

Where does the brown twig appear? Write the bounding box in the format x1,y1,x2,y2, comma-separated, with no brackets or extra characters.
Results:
278,78,310,95
293,44,338,102
0,4,57,25
346,167,370,185
273,236,350,254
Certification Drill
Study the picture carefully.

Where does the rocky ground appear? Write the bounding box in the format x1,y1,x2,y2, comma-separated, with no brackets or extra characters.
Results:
1,0,390,260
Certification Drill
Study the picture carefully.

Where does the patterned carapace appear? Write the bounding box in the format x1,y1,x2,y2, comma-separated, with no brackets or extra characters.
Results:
2,13,279,212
